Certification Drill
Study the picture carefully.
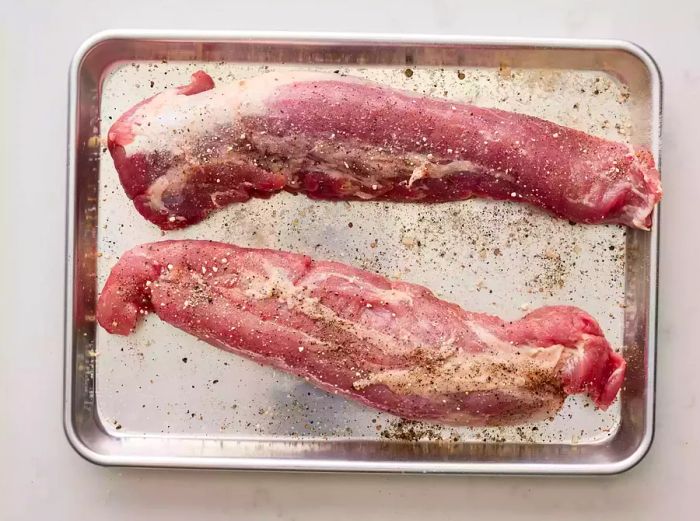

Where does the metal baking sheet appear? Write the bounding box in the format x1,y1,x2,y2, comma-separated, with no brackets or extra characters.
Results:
65,31,660,473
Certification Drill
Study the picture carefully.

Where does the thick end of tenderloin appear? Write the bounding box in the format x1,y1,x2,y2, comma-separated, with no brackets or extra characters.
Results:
509,306,626,410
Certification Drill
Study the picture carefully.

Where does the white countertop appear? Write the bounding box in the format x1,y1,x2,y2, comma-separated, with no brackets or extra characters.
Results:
0,1,696,519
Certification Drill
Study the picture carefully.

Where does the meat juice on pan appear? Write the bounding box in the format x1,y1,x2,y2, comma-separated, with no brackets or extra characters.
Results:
96,62,630,443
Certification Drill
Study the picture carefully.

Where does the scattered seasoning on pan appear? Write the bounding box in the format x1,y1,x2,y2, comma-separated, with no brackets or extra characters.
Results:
96,61,628,446
380,420,442,442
